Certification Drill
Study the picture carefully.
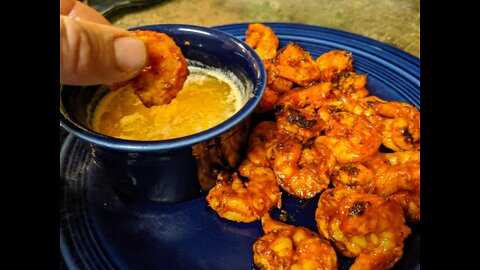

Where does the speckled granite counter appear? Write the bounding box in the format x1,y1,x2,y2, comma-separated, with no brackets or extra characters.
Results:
111,0,419,58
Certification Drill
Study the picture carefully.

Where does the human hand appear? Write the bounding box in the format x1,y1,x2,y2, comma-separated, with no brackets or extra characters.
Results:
60,0,147,86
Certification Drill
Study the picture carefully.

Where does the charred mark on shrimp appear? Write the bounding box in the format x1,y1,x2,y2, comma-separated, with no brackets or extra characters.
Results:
401,129,415,144
348,201,371,217
273,103,284,113
286,108,317,128
341,166,360,176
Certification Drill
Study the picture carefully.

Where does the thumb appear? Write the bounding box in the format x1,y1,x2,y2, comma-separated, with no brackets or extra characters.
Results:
60,15,147,86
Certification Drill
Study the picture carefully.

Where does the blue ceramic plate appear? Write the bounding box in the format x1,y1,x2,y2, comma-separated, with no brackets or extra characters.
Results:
60,23,420,270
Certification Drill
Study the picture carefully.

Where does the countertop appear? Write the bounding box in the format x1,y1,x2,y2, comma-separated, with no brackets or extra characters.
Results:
110,0,420,58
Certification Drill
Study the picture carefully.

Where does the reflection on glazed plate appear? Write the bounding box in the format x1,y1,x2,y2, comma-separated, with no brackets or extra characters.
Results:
60,23,419,270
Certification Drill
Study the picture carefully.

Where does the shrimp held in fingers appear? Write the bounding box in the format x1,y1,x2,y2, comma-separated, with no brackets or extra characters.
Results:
206,160,281,223
112,30,189,108
253,214,338,270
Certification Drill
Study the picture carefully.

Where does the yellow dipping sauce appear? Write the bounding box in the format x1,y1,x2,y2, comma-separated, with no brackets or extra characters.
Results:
92,67,245,141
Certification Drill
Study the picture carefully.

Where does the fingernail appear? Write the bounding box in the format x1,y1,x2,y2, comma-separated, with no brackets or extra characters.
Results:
114,36,146,73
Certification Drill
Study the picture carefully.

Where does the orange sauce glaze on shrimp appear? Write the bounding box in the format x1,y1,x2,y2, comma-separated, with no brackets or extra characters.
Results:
206,159,281,223
245,23,279,61
316,109,382,163
253,214,338,270
316,50,354,81
273,43,321,86
272,138,336,199
316,187,411,270
112,30,189,108
274,82,335,142
246,121,283,168
367,151,421,222
204,23,421,269
343,96,420,152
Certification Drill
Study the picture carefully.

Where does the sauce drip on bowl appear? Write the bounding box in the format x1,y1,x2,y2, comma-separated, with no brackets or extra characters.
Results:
92,66,245,141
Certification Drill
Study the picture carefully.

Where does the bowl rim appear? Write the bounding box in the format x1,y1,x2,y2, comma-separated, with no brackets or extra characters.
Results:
60,24,266,153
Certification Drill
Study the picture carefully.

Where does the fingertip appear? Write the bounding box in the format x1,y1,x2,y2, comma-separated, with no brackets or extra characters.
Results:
114,36,147,77
60,16,147,85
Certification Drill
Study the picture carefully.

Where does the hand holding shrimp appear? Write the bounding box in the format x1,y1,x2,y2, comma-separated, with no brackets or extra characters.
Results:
111,30,189,108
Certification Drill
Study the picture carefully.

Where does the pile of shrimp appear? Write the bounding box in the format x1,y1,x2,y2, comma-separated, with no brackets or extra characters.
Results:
206,23,419,270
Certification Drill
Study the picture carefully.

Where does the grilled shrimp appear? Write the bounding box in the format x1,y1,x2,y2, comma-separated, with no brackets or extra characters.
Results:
384,150,420,165
345,97,420,151
373,151,420,222
376,101,420,151
316,109,382,163
246,121,282,167
332,71,369,101
342,96,388,132
255,62,296,113
112,30,189,108
206,160,281,223
275,104,325,143
273,43,321,86
316,50,354,81
245,25,292,113
388,191,420,223
278,81,336,109
330,162,376,192
315,187,411,270
256,86,282,113
265,61,295,94
245,23,279,61
253,214,338,270
274,82,335,141
272,138,336,199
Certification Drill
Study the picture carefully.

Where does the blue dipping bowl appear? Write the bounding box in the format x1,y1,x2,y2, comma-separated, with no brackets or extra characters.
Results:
60,24,266,203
